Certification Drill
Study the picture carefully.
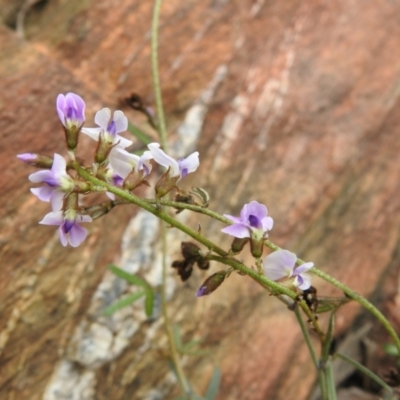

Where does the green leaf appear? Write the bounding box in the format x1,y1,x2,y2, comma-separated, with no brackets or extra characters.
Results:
144,290,155,318
127,122,152,145
205,367,221,400
104,291,145,316
108,265,151,290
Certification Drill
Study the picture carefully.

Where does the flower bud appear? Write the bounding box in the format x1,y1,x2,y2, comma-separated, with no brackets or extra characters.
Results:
17,153,54,169
230,237,249,254
57,93,86,152
249,238,264,258
196,270,228,297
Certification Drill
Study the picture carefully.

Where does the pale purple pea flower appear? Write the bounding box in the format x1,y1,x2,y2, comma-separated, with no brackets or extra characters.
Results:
147,143,199,179
57,93,85,129
40,209,92,247
29,154,74,211
81,108,132,149
109,148,153,179
221,201,273,241
263,249,313,290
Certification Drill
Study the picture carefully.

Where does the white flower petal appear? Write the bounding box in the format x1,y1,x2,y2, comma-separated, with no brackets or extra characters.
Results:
81,127,102,141
263,249,297,281
51,190,65,211
148,143,179,177
51,154,67,177
39,211,64,226
94,108,111,130
58,226,68,246
68,224,88,247
178,152,199,175
114,134,133,149
112,110,128,133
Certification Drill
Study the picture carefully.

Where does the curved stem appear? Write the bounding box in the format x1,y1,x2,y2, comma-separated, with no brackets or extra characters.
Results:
151,0,167,148
74,164,325,336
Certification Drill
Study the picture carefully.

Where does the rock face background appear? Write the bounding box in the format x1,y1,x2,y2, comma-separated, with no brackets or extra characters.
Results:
1,1,400,399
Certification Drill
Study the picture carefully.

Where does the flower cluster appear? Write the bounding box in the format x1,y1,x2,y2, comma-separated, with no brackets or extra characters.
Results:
18,92,200,247
19,93,314,292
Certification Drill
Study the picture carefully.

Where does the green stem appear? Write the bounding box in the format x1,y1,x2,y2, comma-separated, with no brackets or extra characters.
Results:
294,307,319,368
325,361,337,400
294,307,330,399
264,240,400,356
319,368,329,400
145,198,232,224
151,0,167,148
336,353,393,394
160,221,191,395
151,0,187,390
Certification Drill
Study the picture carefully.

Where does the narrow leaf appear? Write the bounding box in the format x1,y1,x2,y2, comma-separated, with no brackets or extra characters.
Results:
144,290,155,318
108,265,151,290
104,291,145,316
205,367,221,400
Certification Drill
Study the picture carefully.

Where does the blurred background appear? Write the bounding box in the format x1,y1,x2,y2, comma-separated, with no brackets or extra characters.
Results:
1,0,400,399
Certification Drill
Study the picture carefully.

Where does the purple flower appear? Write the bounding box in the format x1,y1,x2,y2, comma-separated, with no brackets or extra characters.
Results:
29,154,74,211
221,201,273,241
263,249,313,290
57,93,85,129
109,148,153,179
147,143,199,179
40,209,92,247
81,108,132,149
